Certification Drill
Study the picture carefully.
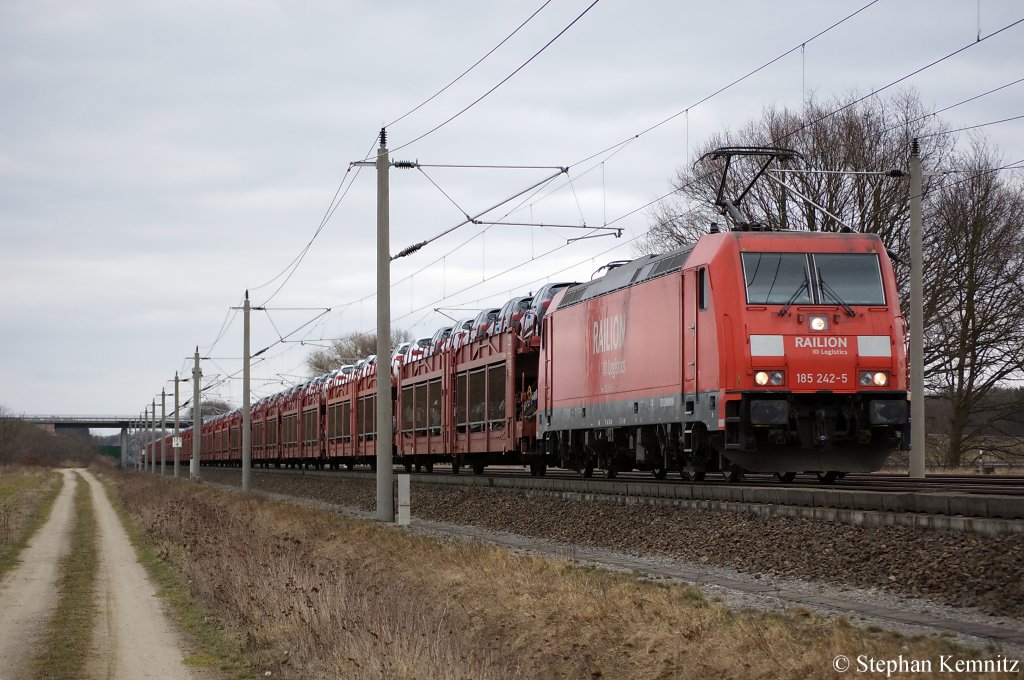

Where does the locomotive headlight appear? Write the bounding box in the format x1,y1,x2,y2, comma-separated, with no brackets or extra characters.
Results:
755,371,784,386
859,370,889,387
808,315,829,332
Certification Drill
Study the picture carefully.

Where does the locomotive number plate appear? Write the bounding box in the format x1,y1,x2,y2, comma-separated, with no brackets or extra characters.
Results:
795,372,849,385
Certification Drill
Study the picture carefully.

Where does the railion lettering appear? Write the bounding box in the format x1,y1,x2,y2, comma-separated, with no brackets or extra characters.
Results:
794,336,847,349
592,315,626,354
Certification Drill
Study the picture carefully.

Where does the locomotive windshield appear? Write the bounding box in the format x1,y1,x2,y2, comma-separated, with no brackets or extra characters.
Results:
813,253,885,305
742,253,811,304
742,252,885,306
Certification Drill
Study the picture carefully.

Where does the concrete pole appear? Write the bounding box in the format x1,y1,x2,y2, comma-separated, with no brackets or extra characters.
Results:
174,372,181,478
148,403,155,473
375,128,395,522
120,426,127,470
161,388,167,476
192,347,202,481
909,139,926,478
242,291,252,493
151,399,157,473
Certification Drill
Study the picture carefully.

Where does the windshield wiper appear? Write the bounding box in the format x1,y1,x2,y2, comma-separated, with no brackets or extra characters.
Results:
777,278,808,317
818,274,856,317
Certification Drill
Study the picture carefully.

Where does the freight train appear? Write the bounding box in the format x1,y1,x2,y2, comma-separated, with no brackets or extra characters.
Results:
149,148,909,483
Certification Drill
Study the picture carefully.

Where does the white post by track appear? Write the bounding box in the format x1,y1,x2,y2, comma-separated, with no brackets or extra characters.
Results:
397,473,411,526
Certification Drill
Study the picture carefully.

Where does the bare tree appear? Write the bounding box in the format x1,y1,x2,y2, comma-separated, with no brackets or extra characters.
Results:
305,329,412,376
184,399,234,421
922,138,1024,465
643,91,955,297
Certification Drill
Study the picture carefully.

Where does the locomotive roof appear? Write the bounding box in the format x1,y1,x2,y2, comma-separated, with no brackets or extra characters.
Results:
555,229,885,310
556,245,694,309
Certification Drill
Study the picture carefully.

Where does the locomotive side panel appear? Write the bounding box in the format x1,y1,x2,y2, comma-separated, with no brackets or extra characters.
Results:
542,274,686,433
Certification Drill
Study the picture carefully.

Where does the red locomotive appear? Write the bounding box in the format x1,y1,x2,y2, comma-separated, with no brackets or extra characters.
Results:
537,229,908,482
152,148,909,483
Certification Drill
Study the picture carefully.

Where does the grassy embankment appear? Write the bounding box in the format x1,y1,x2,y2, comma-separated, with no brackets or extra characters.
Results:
100,472,250,678
31,472,98,679
0,465,62,578
110,473,1013,680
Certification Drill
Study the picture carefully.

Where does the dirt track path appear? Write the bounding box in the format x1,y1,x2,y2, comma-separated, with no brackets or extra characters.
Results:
81,469,199,680
0,468,76,680
0,469,203,679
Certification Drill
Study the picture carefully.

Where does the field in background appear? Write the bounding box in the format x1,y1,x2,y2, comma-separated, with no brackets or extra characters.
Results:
107,473,1008,680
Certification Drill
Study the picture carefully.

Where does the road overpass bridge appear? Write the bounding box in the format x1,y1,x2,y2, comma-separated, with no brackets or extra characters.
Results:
4,415,196,470
14,415,193,429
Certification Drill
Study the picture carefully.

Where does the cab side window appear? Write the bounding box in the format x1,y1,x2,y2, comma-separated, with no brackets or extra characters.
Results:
698,268,709,311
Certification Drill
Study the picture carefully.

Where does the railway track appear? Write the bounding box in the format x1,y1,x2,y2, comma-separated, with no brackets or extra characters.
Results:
198,463,1024,532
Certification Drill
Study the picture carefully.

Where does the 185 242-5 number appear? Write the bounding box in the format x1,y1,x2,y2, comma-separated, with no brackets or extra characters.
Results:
795,372,848,385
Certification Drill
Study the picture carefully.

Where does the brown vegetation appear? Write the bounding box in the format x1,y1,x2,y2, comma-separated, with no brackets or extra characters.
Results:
0,466,61,576
0,407,104,467
112,473,1003,680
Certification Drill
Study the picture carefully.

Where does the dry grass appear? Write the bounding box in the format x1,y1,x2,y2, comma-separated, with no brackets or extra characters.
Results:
113,473,1010,680
0,465,61,577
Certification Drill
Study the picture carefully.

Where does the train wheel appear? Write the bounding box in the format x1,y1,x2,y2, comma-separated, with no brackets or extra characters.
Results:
720,466,744,483
472,461,485,475
452,458,461,475
817,471,840,484
653,468,668,480
414,462,422,473
775,472,796,483
425,462,434,473
582,464,594,478
604,466,617,480
404,460,413,473
685,469,706,482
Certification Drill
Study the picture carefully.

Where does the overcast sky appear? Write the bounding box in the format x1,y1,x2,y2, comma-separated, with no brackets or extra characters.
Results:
1,0,1021,429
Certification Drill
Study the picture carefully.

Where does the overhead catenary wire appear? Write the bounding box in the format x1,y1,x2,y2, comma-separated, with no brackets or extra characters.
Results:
221,0,886,378
187,5,1020,395
383,0,554,130
915,113,1024,140
569,0,882,169
775,17,1024,145
391,0,602,154
879,76,1024,136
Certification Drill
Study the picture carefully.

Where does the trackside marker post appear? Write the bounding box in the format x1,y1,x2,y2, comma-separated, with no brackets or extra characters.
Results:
398,474,411,526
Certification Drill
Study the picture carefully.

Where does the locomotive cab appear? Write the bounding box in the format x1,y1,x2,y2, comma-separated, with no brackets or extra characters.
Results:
711,231,909,476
